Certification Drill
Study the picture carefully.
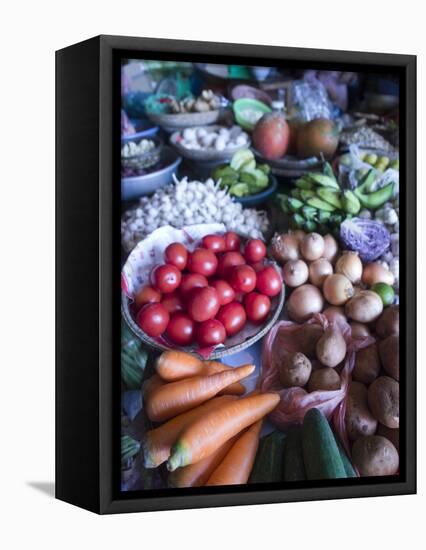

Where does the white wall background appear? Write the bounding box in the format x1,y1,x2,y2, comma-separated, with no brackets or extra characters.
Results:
0,1,423,548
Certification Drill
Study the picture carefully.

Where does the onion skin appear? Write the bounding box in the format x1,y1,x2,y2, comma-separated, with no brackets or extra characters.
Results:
335,252,363,284
287,284,324,322
362,262,395,286
323,274,354,306
300,233,325,261
282,259,309,288
271,233,300,263
322,234,339,264
309,258,333,287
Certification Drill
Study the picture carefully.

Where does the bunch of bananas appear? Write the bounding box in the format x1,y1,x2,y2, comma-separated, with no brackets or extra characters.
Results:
278,164,360,234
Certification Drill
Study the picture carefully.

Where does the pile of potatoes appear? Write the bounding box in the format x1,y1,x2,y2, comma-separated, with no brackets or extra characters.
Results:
275,323,347,395
346,305,400,477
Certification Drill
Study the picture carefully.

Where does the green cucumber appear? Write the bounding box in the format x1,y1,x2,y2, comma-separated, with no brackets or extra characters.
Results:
302,408,347,480
249,431,285,483
306,196,336,212
335,437,357,478
283,426,306,481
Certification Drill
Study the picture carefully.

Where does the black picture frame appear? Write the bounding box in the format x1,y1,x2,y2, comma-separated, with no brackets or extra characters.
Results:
56,35,416,514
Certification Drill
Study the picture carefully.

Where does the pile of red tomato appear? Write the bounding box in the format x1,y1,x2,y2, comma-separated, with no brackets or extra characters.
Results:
133,231,283,348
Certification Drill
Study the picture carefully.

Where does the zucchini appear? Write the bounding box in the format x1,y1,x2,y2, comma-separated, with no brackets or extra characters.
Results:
302,408,347,480
249,431,285,484
283,426,306,481
335,436,357,478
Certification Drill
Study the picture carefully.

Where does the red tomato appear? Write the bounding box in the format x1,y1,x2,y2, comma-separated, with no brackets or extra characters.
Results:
164,242,188,271
216,302,247,336
217,251,245,277
256,266,282,297
244,239,267,263
201,234,226,253
134,285,161,308
229,264,257,293
179,273,208,299
151,264,182,294
187,286,220,322
197,319,226,347
187,248,218,277
136,303,169,337
210,279,235,306
244,292,271,323
161,291,185,314
224,231,241,251
165,312,195,346
250,260,266,273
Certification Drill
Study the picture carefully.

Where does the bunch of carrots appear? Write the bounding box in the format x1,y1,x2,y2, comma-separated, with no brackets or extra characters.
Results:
142,350,280,487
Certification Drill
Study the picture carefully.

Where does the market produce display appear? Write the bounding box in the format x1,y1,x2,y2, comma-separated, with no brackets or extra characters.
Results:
120,57,401,492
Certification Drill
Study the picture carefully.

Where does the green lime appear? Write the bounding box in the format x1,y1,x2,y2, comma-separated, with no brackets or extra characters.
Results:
371,282,395,306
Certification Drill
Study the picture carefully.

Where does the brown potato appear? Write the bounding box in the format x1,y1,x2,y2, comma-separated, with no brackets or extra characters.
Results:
294,324,323,358
377,423,399,452
368,376,399,428
379,335,399,381
345,290,383,323
350,321,371,339
307,367,341,392
375,305,399,339
345,382,377,441
316,327,347,368
278,352,312,388
352,343,381,385
351,435,399,476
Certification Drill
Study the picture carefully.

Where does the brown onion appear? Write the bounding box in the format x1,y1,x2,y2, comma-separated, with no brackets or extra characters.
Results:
323,273,354,306
288,229,306,243
335,252,363,284
287,284,324,322
271,233,300,263
322,234,339,264
323,306,347,325
309,258,333,287
282,259,309,287
362,262,395,286
300,233,325,261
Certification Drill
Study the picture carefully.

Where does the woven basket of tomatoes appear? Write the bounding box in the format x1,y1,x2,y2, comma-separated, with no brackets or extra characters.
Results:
122,224,285,359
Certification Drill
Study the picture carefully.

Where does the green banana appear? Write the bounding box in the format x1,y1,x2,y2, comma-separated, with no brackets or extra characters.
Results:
295,176,315,190
304,220,318,232
316,188,343,209
291,213,305,229
308,173,340,190
317,210,332,223
302,205,318,221
291,188,303,200
277,193,290,213
288,197,304,212
356,169,376,193
300,189,316,201
323,162,336,180
306,196,336,212
389,159,399,170
354,182,395,209
342,190,361,214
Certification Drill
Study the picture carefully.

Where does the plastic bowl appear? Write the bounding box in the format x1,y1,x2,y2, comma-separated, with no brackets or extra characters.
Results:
121,136,163,172
234,175,278,207
230,85,273,106
233,98,271,131
121,119,159,143
121,146,181,201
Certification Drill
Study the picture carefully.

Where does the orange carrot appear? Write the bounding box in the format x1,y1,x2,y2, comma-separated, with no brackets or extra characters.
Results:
142,374,164,400
146,363,255,422
168,435,238,488
167,392,280,471
142,395,236,468
205,421,263,486
156,351,246,395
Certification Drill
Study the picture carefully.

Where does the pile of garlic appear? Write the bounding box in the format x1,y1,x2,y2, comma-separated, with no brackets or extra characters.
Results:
179,126,248,152
121,176,269,253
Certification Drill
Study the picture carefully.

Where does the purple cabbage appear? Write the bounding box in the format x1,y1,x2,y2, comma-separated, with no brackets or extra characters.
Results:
339,218,391,262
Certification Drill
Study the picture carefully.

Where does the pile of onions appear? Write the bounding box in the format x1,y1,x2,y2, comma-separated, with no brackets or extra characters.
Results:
335,252,363,284
287,284,324,322
271,233,300,263
300,233,324,261
322,234,339,264
309,258,333,287
282,259,309,287
323,273,354,306
362,262,395,286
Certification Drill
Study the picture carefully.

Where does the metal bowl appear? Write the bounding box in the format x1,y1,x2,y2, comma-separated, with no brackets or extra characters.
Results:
146,109,220,130
122,265,285,360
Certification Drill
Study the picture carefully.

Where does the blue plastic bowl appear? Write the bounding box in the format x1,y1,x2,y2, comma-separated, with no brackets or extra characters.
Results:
121,119,159,143
234,175,278,207
121,146,181,201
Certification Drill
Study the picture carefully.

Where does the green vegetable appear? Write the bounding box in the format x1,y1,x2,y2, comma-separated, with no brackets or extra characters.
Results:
249,431,285,483
283,426,306,481
230,149,255,171
121,434,141,467
354,182,395,209
229,183,249,197
371,282,395,306
239,159,257,172
342,190,361,214
300,189,316,202
121,320,148,389
258,163,271,175
335,437,357,478
288,197,304,212
302,408,347,480
308,173,340,190
306,196,336,212
316,187,343,209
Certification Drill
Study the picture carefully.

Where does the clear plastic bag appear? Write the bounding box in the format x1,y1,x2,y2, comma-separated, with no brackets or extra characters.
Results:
288,80,333,122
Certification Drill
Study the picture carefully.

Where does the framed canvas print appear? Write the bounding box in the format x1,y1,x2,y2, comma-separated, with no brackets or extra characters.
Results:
56,35,416,514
